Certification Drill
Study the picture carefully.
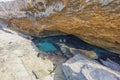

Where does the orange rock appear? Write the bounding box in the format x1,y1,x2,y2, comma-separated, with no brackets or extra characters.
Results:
9,12,120,54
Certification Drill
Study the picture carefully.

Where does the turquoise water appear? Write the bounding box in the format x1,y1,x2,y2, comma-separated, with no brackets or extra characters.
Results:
32,35,120,64
36,42,57,53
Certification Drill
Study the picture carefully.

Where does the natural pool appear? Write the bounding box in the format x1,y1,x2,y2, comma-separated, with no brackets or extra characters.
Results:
32,34,120,64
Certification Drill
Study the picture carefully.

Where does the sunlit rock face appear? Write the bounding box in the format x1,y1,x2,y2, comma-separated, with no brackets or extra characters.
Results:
9,12,120,54
0,0,27,19
0,0,65,19
0,0,120,18
0,28,54,80
1,0,120,54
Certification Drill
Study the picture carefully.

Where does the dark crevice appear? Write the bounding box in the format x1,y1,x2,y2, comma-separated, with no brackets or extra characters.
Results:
32,34,120,65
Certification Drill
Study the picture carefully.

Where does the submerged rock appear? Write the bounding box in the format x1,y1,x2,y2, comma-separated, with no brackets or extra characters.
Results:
62,54,120,80
32,35,120,65
70,48,98,59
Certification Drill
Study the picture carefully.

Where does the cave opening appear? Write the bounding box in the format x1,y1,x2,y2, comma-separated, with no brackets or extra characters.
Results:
32,34,120,65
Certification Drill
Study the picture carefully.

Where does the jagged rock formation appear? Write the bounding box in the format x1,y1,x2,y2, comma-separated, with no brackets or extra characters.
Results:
0,1,120,80
0,0,120,18
0,27,120,80
0,0,27,19
9,12,120,54
62,54,120,80
0,0,120,54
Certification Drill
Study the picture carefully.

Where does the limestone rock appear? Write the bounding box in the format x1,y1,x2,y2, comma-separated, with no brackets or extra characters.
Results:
99,59,120,72
0,0,27,19
0,0,65,19
0,0,119,54
57,43,98,59
58,44,120,72
70,48,98,59
62,54,120,80
0,0,120,19
7,0,120,54
0,28,54,80
37,12,119,54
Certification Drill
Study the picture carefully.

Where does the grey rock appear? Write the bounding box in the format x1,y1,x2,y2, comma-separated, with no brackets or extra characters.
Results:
62,54,120,80
100,59,120,72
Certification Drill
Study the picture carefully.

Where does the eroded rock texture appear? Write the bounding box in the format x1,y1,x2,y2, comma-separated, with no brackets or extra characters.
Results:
62,54,120,80
0,28,54,80
0,0,120,54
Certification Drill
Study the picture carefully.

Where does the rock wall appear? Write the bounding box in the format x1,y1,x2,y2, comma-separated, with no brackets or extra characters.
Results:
9,12,120,54
0,0,119,18
0,0,120,54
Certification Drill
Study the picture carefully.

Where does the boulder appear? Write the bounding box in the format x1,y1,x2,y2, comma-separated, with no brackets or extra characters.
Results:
7,0,120,54
57,43,98,59
62,54,120,80
0,28,54,80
